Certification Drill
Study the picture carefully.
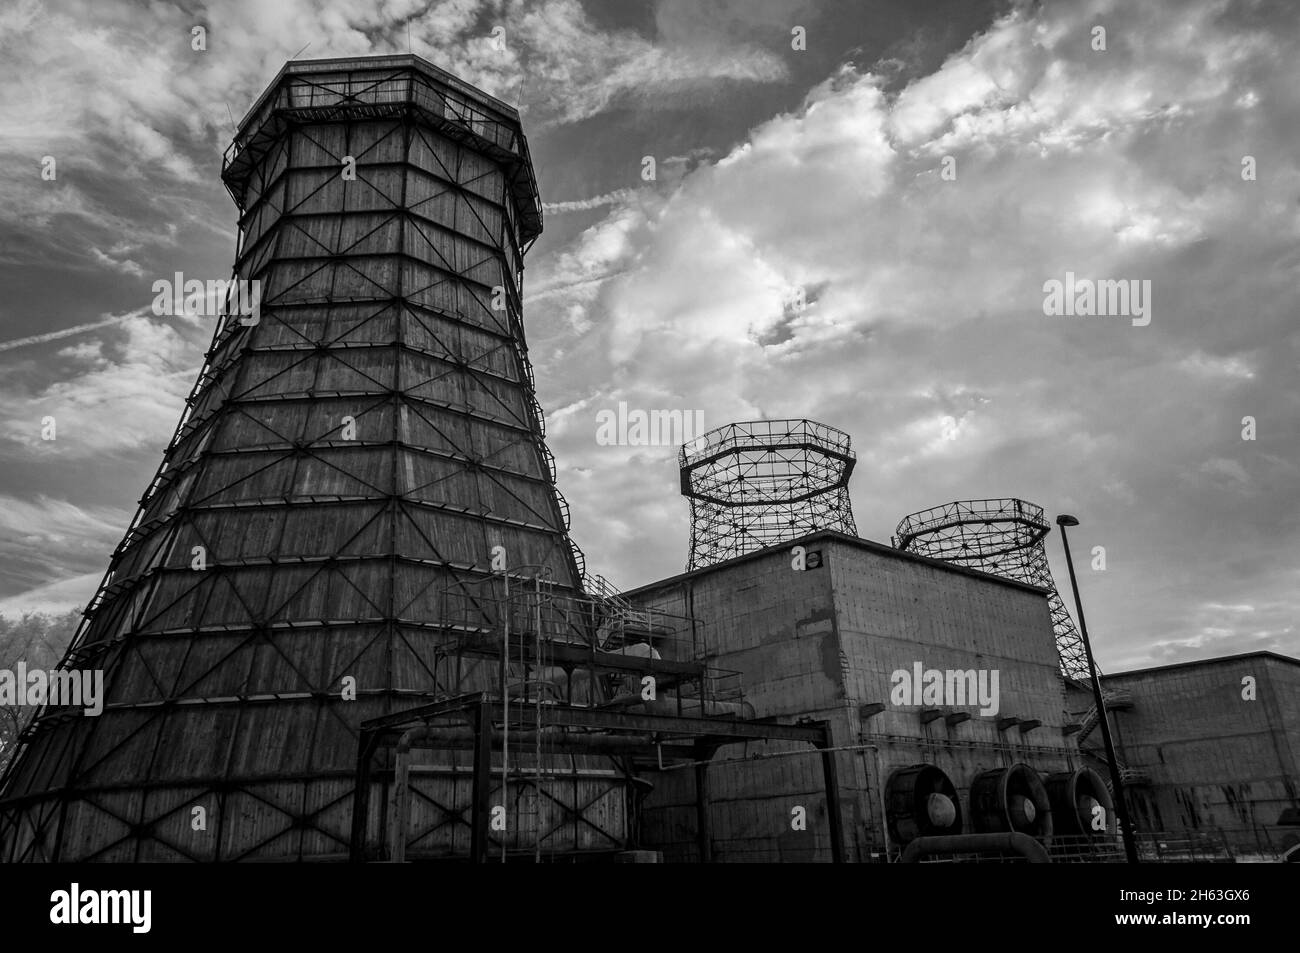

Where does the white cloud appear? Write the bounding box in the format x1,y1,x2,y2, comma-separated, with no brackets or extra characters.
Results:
0,571,101,617
0,310,148,354
90,247,145,278
0,314,196,458
543,189,636,213
526,0,1300,670
0,0,792,278
511,0,788,124
0,493,127,600
1197,457,1252,488
1179,352,1255,380
1,0,1296,668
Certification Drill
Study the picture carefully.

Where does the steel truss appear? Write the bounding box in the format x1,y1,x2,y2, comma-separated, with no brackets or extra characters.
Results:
351,692,844,863
893,498,1090,680
679,419,857,570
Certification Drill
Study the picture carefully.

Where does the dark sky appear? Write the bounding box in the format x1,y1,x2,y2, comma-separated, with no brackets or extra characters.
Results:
0,0,1296,672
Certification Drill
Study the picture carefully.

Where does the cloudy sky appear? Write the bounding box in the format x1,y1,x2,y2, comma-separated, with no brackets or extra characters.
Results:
0,0,1296,671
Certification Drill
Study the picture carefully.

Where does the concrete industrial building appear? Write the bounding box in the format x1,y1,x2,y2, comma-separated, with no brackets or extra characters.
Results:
623,530,1091,862
623,536,1300,862
614,420,1298,862
1088,653,1300,856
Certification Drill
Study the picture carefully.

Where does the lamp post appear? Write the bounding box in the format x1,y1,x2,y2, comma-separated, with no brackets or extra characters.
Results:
1056,514,1140,864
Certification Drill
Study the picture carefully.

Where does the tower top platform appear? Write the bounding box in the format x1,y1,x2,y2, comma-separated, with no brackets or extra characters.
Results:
222,54,542,240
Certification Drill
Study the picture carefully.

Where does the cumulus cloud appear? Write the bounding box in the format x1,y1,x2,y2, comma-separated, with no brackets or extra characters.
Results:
512,0,788,123
2,0,1297,664
529,0,1300,664
0,0,787,281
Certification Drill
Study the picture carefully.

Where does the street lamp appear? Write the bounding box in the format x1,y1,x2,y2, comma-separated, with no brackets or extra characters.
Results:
1056,514,1140,864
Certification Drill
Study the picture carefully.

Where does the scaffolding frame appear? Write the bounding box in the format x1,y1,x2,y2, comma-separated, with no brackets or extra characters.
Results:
893,498,1090,680
351,692,845,863
680,419,857,570
342,565,763,861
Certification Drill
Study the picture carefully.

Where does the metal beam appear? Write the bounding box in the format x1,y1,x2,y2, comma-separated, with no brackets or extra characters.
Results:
817,738,846,864
362,693,830,746
901,832,1051,863
353,696,840,865
348,729,379,862
501,704,829,745
361,692,488,733
694,742,717,863
470,701,492,865
453,635,705,679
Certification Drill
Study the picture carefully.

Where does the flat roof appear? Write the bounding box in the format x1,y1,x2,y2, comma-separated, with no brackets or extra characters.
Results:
1104,650,1300,679
620,528,1051,599
235,54,522,134
225,54,542,242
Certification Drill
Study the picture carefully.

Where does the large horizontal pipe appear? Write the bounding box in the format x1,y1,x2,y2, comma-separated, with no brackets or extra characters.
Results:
603,693,758,720
900,832,1050,863
392,726,689,757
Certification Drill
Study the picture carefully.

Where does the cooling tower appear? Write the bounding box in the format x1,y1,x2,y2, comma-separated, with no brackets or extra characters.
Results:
679,419,857,570
893,498,1089,681
0,56,587,861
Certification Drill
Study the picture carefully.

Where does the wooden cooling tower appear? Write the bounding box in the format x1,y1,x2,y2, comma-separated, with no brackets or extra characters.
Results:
0,56,605,861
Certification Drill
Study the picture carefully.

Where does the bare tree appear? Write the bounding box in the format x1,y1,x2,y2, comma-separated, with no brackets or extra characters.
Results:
0,609,82,775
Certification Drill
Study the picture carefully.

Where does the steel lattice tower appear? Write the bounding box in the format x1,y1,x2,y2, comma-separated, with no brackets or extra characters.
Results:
893,498,1090,681
0,56,592,861
680,419,857,570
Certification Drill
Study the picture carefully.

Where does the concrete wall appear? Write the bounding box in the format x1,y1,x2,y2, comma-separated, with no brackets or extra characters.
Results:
1102,654,1300,851
624,532,1080,861
828,537,1077,857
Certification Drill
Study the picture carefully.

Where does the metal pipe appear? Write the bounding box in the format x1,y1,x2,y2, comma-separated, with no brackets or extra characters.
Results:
652,739,901,772
500,570,509,864
862,744,891,861
900,832,1050,863
694,746,713,862
602,693,756,720
385,726,668,755
471,702,492,864
819,738,846,863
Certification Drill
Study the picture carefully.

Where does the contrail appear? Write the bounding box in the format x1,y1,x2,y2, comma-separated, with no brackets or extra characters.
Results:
542,189,635,213
0,309,151,353
527,270,629,303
